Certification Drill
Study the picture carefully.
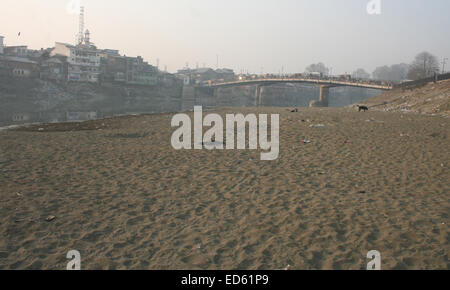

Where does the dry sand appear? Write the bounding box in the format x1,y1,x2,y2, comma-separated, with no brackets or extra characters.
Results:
0,107,448,270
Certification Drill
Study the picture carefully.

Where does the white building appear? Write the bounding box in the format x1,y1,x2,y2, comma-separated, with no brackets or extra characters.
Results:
0,36,4,54
51,31,101,82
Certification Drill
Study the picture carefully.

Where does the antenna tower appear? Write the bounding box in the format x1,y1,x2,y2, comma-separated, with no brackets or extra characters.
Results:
78,6,85,45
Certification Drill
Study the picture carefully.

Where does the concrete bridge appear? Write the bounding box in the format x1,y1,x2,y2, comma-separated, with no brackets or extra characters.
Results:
182,77,393,109
201,78,392,107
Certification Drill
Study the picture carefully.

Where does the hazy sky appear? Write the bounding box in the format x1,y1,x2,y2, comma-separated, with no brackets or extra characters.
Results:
1,0,449,74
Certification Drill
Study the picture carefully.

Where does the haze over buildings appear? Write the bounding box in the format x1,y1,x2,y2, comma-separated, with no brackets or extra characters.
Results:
0,0,449,74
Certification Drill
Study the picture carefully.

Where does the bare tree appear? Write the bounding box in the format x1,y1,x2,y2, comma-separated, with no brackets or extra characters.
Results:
390,63,410,81
372,63,409,82
305,63,329,75
372,66,391,81
407,51,440,80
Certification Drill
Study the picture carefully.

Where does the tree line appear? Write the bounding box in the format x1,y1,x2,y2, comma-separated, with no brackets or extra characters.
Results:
305,51,443,82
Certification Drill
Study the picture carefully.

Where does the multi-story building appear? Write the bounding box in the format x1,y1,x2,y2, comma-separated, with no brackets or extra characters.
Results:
51,31,101,83
2,56,39,78
126,56,158,86
4,45,28,57
40,57,66,81
101,50,158,86
100,50,127,82
215,68,235,81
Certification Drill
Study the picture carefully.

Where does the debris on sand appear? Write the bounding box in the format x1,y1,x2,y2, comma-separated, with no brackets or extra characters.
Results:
310,124,325,128
45,216,56,222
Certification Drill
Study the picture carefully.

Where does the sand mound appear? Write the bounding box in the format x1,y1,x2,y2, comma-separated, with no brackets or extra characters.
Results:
359,79,450,116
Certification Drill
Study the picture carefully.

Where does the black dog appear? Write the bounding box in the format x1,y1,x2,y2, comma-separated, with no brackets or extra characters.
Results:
357,105,369,112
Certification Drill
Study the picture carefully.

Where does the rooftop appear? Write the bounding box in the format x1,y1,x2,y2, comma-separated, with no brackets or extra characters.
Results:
4,56,38,64
4,45,28,48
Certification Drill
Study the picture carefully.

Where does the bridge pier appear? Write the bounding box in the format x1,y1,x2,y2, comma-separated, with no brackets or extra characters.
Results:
255,85,264,107
310,85,331,107
319,85,330,107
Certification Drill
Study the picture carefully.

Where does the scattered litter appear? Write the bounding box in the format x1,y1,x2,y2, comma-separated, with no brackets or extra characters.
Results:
300,140,311,144
15,192,22,197
38,128,44,132
310,124,325,128
283,264,291,270
290,109,298,113
45,216,56,222
358,190,366,194
441,164,444,168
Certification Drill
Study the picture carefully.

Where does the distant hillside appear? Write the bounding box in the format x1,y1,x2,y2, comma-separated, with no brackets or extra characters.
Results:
360,79,450,117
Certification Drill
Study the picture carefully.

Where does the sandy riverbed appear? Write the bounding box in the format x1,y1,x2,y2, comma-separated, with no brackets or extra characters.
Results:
0,107,448,269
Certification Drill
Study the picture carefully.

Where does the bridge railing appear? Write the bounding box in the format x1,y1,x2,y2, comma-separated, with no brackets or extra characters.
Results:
201,76,394,90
